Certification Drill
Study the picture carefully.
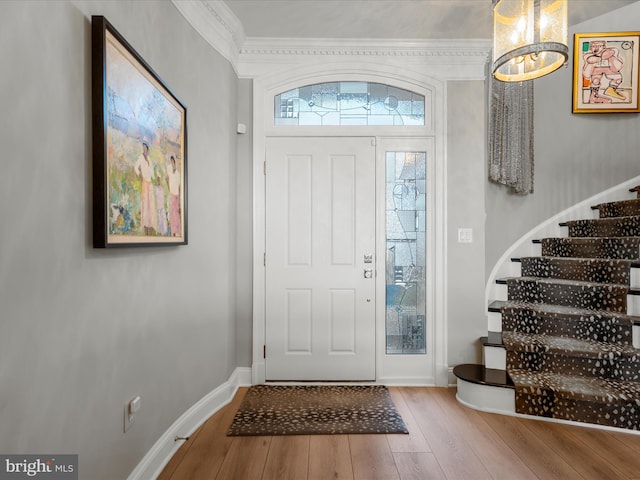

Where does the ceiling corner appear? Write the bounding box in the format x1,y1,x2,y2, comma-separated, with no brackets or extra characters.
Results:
172,0,245,69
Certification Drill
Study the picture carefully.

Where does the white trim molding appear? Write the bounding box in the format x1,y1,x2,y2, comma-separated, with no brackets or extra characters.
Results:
237,37,490,79
171,0,244,70
127,367,251,480
251,64,449,386
171,0,491,79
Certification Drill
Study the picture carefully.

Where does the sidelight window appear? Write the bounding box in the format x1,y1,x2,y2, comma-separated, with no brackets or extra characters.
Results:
385,151,426,354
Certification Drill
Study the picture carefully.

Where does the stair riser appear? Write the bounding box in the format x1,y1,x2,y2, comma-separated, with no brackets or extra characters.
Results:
541,238,640,260
484,345,506,370
507,282,628,312
507,351,640,382
632,267,640,289
488,310,502,332
520,257,630,285
628,294,640,316
501,311,633,345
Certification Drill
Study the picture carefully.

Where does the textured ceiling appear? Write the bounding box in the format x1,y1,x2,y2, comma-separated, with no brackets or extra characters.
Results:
223,0,638,40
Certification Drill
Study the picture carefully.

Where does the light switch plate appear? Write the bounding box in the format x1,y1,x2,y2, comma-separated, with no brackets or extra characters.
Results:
458,228,473,244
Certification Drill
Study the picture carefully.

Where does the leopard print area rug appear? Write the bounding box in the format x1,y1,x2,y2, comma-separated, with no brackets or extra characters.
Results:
227,385,409,436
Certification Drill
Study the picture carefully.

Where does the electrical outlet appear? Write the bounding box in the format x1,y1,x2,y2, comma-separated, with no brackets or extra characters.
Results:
124,396,141,433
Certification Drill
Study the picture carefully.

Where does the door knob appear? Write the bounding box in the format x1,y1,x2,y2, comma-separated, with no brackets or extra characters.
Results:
364,269,373,278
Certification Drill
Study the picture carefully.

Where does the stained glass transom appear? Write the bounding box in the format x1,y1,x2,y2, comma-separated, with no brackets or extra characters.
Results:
274,82,425,126
385,151,427,355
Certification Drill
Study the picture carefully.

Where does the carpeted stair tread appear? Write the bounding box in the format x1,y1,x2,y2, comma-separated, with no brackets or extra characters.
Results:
595,198,640,218
504,331,640,382
509,370,640,431
497,299,637,320
508,368,640,404
540,237,640,260
519,256,632,284
503,331,639,360
502,275,628,290
563,216,640,238
498,300,635,345
503,276,629,312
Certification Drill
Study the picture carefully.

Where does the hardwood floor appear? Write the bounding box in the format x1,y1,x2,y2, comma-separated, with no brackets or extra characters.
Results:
158,387,640,480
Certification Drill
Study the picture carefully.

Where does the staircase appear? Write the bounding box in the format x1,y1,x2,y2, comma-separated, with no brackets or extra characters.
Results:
455,185,640,432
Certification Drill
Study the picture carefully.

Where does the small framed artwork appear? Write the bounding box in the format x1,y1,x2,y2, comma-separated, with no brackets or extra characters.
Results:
573,32,640,113
92,16,187,247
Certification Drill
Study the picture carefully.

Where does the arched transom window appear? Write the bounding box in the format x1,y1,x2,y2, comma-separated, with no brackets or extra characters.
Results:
274,81,425,126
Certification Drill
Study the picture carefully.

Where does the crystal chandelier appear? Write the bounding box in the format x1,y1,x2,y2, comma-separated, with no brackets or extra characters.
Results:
493,0,568,82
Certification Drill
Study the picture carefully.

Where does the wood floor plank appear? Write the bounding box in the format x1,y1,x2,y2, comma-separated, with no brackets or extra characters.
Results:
431,388,538,480
165,387,247,480
262,435,310,480
387,387,431,453
156,424,204,480
308,435,354,480
214,436,271,480
563,425,640,479
521,418,627,480
399,387,493,479
393,452,446,480
479,411,583,480
349,434,399,480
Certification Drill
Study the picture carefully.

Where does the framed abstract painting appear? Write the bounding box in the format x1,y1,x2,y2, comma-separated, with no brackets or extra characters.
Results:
92,15,187,247
573,32,640,113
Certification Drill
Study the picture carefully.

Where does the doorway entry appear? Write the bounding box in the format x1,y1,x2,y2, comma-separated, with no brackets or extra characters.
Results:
265,137,377,380
252,71,447,385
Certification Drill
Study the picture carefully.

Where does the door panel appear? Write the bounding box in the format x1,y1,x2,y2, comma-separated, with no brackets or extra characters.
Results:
265,137,376,380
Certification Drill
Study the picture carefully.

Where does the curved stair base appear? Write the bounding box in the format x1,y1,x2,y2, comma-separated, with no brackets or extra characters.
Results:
454,364,640,435
453,364,515,413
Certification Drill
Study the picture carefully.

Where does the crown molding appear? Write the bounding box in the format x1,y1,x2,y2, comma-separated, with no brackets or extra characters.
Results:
240,37,491,60
172,0,244,69
172,1,491,78
237,38,491,79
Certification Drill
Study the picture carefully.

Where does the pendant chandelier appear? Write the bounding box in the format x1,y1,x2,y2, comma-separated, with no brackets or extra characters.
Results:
493,0,568,82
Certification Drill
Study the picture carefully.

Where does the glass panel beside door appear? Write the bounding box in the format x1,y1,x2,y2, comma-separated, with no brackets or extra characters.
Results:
385,151,426,354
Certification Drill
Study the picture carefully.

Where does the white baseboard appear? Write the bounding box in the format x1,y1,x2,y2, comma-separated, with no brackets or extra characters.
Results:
128,367,252,480
376,376,434,386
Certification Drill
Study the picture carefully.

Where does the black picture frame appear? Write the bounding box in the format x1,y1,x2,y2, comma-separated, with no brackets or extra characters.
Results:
92,15,187,247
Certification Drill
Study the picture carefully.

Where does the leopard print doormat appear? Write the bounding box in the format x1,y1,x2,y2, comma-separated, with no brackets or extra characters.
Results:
227,385,409,436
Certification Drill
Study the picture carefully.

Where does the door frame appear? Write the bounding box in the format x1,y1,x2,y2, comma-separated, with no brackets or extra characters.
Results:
252,65,448,385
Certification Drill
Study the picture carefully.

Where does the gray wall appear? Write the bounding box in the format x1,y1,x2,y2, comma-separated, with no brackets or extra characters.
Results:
235,78,253,368
486,2,640,272
447,80,487,366
0,1,240,478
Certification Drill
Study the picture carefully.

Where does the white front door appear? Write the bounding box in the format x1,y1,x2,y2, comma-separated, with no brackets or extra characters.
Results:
265,137,376,381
